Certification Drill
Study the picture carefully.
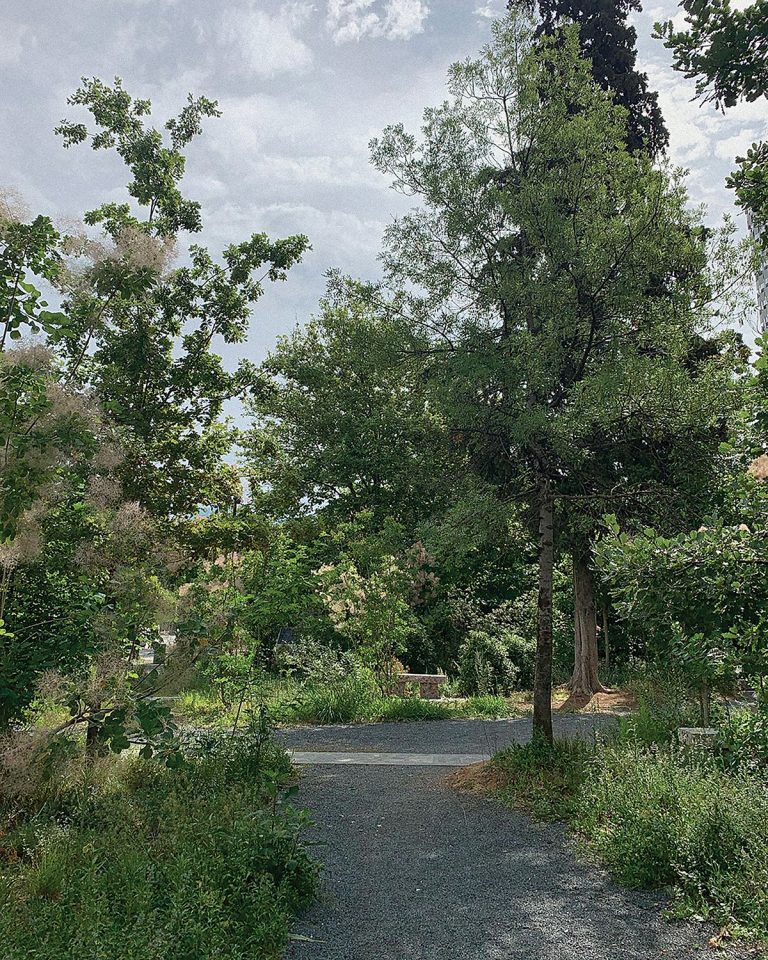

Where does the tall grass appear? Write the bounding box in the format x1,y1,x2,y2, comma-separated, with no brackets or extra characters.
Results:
175,675,520,727
0,725,318,960
489,672,768,947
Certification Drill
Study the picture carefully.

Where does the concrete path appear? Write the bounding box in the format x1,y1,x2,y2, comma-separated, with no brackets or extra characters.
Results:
279,717,748,960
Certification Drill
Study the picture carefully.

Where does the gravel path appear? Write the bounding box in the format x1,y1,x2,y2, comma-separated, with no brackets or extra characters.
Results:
281,717,748,960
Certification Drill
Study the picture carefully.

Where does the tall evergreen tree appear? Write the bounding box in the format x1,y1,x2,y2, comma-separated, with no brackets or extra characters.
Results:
373,13,741,740
512,0,669,156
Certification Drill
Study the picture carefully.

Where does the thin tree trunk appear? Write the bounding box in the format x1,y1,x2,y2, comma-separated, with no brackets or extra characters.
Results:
533,478,554,744
569,550,606,698
602,604,610,668
699,683,711,727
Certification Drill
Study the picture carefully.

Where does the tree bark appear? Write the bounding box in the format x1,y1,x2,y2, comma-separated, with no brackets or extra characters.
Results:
533,478,554,744
569,550,606,698
602,603,610,668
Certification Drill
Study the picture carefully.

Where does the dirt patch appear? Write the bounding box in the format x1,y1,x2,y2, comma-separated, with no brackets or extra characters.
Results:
443,760,501,795
557,689,637,715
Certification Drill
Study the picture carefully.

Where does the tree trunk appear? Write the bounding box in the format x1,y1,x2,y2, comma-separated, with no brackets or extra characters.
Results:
569,550,606,698
85,705,105,760
699,683,711,727
533,479,554,744
602,604,610,668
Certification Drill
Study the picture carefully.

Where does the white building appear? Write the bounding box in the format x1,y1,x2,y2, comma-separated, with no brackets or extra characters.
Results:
748,213,768,331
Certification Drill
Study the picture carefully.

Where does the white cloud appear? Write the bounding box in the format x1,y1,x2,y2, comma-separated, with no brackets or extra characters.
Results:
217,2,314,78
326,0,429,44
474,2,501,19
0,22,33,65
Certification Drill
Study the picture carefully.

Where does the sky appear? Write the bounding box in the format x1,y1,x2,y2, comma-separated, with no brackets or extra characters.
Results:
1,0,766,368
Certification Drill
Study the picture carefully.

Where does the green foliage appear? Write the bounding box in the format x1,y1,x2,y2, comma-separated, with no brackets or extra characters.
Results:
316,555,421,688
655,0,768,238
54,78,308,516
597,516,768,717
0,725,318,960
457,629,535,696
55,77,221,236
246,274,450,528
491,678,768,944
718,708,768,774
174,670,522,727
493,737,593,820
654,0,767,110
577,748,768,938
619,662,699,746
524,0,668,155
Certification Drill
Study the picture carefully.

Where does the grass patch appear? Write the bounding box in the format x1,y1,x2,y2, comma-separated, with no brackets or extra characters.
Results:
174,676,522,728
491,737,593,821
0,723,318,960
485,709,768,947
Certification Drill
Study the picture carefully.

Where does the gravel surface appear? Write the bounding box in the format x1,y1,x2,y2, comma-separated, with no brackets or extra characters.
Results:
276,714,614,757
282,717,749,960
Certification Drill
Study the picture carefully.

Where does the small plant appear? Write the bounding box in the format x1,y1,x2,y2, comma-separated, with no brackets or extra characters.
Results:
493,737,593,821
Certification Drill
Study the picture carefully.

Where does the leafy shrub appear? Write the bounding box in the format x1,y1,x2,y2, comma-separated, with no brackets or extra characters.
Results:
576,747,768,938
456,629,534,696
0,725,318,960
717,708,768,773
275,637,356,685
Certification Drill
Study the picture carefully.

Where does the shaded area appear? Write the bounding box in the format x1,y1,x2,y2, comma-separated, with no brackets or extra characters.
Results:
286,719,746,960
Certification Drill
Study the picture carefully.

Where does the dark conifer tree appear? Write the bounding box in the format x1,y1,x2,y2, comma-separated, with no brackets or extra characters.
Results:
512,0,669,156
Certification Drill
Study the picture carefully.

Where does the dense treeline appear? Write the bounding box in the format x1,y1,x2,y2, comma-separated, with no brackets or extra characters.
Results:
0,4,766,751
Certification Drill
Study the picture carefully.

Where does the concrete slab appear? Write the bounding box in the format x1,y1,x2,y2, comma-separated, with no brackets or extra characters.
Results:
289,751,488,766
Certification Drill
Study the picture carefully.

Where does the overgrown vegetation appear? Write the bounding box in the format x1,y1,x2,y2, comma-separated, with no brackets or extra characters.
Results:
174,674,518,727
2,0,768,952
0,721,318,960
489,670,768,945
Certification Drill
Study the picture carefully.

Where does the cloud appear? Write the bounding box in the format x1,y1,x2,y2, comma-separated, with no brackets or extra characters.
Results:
216,2,314,78
326,0,429,44
0,22,33,65
474,2,501,19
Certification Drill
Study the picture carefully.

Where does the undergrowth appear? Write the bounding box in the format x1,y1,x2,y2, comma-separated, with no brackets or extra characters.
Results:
0,720,318,960
489,669,768,948
175,676,519,727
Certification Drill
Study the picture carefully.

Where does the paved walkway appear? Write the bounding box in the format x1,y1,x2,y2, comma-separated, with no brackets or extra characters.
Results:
279,717,747,960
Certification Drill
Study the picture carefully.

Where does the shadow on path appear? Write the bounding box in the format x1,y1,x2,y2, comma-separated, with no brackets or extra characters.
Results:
282,718,746,960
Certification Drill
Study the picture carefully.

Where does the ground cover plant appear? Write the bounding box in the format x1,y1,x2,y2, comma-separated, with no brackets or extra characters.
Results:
485,669,768,947
0,719,318,960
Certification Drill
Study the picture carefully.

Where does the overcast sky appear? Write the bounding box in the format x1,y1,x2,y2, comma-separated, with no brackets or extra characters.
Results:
1,0,766,366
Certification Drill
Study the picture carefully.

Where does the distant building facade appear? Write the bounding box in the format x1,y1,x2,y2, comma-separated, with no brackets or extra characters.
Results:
748,213,768,331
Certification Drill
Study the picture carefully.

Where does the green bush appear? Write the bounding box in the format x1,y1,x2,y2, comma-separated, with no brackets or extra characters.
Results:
717,708,768,773
0,724,318,960
456,629,535,696
576,747,768,938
